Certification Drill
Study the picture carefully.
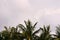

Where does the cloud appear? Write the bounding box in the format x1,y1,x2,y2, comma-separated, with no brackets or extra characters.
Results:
37,8,60,34
29,0,60,8
16,0,31,11
0,0,60,32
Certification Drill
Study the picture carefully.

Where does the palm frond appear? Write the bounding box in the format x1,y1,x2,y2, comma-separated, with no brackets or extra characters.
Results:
47,25,50,31
17,24,26,31
33,28,41,35
4,26,8,31
32,22,38,29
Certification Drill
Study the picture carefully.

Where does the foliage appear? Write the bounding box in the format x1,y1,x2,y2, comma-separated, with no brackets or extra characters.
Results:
38,25,51,40
0,20,60,40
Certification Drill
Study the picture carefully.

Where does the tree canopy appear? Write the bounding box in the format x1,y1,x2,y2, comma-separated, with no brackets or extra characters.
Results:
0,20,60,40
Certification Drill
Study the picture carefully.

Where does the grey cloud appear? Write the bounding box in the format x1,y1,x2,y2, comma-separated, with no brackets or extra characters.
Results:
0,0,60,33
37,14,60,34
29,0,60,9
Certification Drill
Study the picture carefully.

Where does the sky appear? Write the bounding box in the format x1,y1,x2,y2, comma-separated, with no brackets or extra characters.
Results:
0,0,60,33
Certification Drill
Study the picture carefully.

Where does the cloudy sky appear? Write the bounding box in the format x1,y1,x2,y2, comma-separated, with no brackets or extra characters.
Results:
0,0,60,33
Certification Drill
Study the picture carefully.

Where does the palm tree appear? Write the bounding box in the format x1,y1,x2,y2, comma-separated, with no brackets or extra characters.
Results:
38,25,51,40
0,32,3,40
0,26,11,40
17,20,41,40
1,26,24,40
55,25,60,40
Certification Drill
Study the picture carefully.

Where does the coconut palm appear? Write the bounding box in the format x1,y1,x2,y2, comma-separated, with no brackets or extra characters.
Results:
55,25,60,40
38,25,51,40
1,26,24,40
17,20,41,40
0,32,3,40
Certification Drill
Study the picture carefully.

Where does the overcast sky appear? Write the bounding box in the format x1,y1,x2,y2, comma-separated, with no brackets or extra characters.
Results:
0,0,60,33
